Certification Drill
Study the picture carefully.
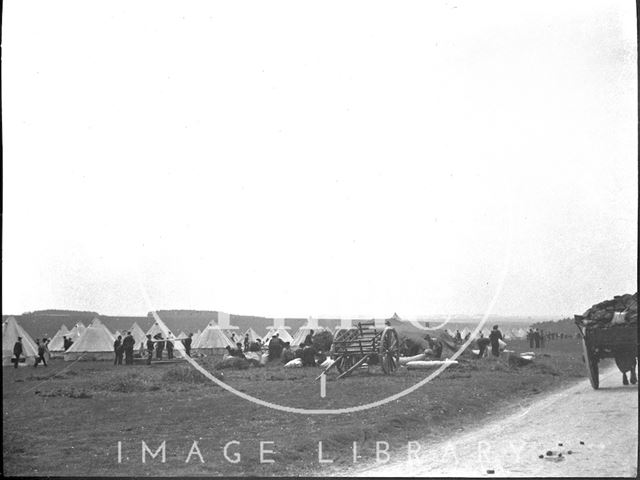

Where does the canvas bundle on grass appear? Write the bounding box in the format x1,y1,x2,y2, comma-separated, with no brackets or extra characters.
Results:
284,358,303,368
399,353,427,365
406,359,459,370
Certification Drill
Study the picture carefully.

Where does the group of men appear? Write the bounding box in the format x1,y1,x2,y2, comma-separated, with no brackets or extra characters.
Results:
11,337,50,368
143,333,193,365
61,336,75,351
475,325,504,357
526,328,546,349
223,330,321,367
454,330,472,343
112,332,142,365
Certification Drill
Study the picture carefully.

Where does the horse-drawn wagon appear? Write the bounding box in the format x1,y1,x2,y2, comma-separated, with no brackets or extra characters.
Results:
575,317,637,389
316,320,400,379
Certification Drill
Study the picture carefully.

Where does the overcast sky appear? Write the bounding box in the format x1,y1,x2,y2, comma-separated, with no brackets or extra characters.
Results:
3,0,637,319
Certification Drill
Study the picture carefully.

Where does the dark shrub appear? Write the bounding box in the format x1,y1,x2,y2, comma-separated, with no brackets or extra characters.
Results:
313,330,333,352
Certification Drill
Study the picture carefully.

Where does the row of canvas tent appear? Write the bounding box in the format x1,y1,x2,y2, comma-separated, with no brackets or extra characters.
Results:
4,316,416,365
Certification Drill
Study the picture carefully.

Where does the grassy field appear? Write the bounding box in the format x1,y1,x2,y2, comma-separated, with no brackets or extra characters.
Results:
3,338,596,476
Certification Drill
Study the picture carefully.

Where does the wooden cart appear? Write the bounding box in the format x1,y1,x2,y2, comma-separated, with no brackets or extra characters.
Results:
316,320,400,380
574,316,638,389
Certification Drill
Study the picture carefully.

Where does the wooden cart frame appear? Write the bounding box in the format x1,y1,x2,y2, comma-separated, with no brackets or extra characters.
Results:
575,316,637,389
316,320,400,380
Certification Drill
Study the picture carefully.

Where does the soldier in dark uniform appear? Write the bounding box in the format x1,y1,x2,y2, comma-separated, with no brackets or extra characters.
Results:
489,325,503,357
13,337,23,368
182,333,193,357
146,335,155,365
303,330,314,347
34,339,47,367
301,345,316,367
476,333,491,358
166,338,174,359
114,335,123,365
155,334,164,359
122,332,135,365
268,334,283,361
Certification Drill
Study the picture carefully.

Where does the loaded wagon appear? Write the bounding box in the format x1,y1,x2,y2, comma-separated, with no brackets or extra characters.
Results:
316,320,400,380
575,316,638,389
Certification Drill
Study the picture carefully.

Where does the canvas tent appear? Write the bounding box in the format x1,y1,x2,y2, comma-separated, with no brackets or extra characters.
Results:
2,317,39,367
217,311,239,335
64,323,117,361
291,318,325,347
128,322,148,350
67,322,86,341
177,331,188,340
146,322,165,338
48,324,71,354
263,327,294,344
193,322,235,356
90,318,116,341
514,328,528,339
244,328,261,343
263,318,294,344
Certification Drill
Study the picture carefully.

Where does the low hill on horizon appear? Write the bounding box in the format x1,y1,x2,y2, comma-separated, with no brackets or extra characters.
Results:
3,309,565,341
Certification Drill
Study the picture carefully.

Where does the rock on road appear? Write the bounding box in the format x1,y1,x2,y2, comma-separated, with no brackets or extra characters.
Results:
351,366,638,477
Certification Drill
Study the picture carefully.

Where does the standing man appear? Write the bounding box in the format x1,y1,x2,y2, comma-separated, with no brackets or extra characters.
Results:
533,329,541,349
155,334,164,360
42,338,51,364
13,337,23,368
146,335,155,365
114,335,123,365
301,344,316,367
244,333,250,352
455,330,462,343
489,325,503,357
34,340,48,367
539,329,545,348
527,329,534,349
476,333,491,358
122,332,135,365
304,329,314,347
182,333,193,357
268,334,283,361
166,338,174,359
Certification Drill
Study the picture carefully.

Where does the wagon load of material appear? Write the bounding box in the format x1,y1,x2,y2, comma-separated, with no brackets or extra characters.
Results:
574,292,638,389
575,292,637,327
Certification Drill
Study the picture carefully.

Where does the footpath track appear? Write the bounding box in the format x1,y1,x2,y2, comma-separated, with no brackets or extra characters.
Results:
350,366,638,477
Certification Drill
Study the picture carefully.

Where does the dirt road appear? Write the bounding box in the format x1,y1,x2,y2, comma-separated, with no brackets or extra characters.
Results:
350,366,638,477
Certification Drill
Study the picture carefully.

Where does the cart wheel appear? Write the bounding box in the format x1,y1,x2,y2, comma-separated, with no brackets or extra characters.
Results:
379,328,400,374
336,355,354,374
581,336,599,389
